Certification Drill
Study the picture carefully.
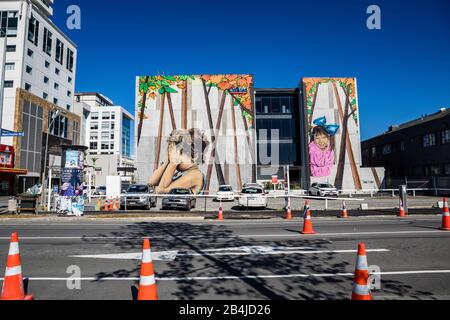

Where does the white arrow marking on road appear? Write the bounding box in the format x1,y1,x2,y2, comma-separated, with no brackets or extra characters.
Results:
69,246,389,261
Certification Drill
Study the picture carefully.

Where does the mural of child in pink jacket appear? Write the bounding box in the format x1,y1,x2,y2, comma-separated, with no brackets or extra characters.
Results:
309,117,339,178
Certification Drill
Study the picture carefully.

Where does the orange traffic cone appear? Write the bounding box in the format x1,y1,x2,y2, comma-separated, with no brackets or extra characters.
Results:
351,243,373,300
340,201,348,218
218,205,224,221
102,198,108,211
108,197,114,212
301,206,316,234
115,197,120,211
1,233,33,300
441,198,450,231
137,238,158,300
398,199,406,217
285,205,292,220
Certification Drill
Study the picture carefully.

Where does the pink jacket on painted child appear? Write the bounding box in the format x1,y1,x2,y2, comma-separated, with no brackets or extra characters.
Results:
309,142,334,177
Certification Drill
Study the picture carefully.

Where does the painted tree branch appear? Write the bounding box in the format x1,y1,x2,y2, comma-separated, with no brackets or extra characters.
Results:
137,76,149,146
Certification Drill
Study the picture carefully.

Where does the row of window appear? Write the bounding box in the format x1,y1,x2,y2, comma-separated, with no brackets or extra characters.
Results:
90,132,115,140
90,122,116,131
367,129,450,158
386,164,450,177
91,112,116,120
256,96,295,114
24,65,71,95
89,142,115,150
28,14,75,72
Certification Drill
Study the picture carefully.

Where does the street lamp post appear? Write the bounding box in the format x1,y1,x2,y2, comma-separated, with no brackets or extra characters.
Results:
41,110,61,208
0,29,8,145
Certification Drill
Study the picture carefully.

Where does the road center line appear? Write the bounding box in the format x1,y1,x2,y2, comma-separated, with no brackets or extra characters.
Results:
1,270,450,282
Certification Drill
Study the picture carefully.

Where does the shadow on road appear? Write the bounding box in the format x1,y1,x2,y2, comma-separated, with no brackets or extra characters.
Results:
81,222,436,300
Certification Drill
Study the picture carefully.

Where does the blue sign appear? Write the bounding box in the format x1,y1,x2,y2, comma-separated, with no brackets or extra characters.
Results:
1,129,25,137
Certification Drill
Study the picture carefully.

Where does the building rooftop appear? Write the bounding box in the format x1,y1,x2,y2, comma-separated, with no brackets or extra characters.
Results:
365,107,450,141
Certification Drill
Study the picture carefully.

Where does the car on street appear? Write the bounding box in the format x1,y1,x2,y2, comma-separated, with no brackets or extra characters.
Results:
308,183,339,197
94,186,106,196
238,186,268,209
121,184,156,210
215,185,235,202
161,188,196,211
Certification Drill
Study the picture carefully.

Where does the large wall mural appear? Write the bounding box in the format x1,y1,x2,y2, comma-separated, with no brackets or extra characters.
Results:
303,78,383,190
135,74,256,194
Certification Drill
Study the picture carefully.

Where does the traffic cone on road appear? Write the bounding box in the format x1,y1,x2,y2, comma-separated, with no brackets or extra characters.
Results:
285,205,292,220
102,198,108,211
137,238,158,300
108,197,114,212
218,205,224,221
351,243,373,300
114,197,120,211
441,198,450,231
1,233,33,300
301,206,316,235
398,199,406,217
340,201,349,218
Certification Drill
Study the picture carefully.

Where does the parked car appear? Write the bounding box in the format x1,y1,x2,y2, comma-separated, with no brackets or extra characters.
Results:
121,184,156,210
238,186,268,209
308,183,339,197
94,186,106,196
162,188,196,211
215,185,235,202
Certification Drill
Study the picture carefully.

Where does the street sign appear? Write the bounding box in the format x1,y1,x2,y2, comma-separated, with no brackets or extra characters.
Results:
271,175,278,185
1,129,24,137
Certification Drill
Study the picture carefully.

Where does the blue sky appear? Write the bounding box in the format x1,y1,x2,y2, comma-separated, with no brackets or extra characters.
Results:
52,0,450,140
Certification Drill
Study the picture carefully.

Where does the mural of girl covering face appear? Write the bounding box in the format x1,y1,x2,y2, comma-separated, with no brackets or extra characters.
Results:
149,128,210,194
309,117,339,178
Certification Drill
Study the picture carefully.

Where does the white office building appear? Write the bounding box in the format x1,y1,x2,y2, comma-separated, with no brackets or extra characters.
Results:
0,0,80,193
74,92,135,187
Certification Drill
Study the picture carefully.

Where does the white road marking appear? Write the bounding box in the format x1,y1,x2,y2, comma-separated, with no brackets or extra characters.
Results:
1,270,450,282
0,230,449,241
68,246,390,261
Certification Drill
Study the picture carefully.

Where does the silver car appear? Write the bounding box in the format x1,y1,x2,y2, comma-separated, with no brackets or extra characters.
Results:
121,185,156,210
308,183,339,197
162,188,196,211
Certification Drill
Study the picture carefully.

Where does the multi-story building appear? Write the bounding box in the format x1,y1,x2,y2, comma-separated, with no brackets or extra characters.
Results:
0,0,80,194
362,108,450,193
74,92,135,187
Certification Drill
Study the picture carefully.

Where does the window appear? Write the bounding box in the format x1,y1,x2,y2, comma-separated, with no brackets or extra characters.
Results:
0,11,18,37
90,142,98,150
110,143,114,150
423,133,436,148
43,92,48,99
27,49,34,57
101,132,109,140
101,122,109,130
445,164,450,176
48,111,68,139
28,15,39,46
90,132,98,140
3,81,13,88
371,147,377,158
25,83,31,91
90,122,99,130
55,68,60,75
101,143,109,150
67,90,71,97
66,48,74,72
6,45,16,52
382,144,392,155
66,104,71,111
111,113,115,120
55,39,64,64
45,61,50,68
26,66,32,75
54,83,59,90
68,77,72,83
53,98,58,105
424,165,442,176
102,112,110,120
43,28,53,56
442,130,450,145
110,133,115,139
111,122,115,130
44,76,49,84
5,62,14,70
91,112,99,120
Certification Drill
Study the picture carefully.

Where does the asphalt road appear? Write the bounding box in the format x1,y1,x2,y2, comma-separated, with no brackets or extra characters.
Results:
0,214,449,300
